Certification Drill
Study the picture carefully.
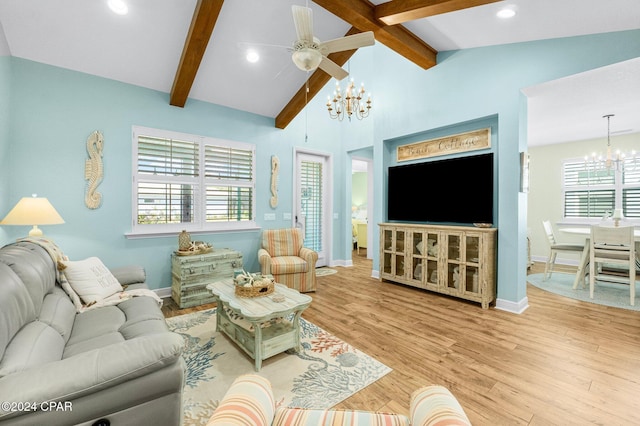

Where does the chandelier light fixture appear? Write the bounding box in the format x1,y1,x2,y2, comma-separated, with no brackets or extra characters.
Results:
326,78,372,121
585,114,637,173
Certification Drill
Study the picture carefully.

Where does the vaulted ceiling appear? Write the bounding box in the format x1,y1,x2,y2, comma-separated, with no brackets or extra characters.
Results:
170,0,501,129
1,0,639,142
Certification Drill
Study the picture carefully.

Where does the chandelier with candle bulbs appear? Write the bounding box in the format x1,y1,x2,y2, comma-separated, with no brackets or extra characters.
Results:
585,114,637,173
326,78,372,121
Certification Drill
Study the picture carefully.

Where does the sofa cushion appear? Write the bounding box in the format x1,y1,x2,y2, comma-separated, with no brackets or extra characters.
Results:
63,295,169,358
38,287,76,343
65,305,126,348
273,407,411,426
0,263,37,361
270,256,309,275
62,257,123,304
0,321,64,377
0,242,56,315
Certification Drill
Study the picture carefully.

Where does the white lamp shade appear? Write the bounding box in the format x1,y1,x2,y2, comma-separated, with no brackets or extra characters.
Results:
1,197,65,236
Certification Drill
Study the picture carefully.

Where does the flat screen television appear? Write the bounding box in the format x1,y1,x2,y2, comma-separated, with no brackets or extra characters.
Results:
387,153,494,224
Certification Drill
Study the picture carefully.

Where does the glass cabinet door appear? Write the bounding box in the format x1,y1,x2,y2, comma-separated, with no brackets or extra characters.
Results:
410,232,425,283
383,229,393,251
383,252,392,275
424,232,439,288
394,231,406,277
446,233,462,291
464,234,480,294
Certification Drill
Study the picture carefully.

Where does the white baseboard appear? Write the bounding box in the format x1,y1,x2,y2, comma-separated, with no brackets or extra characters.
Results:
371,269,380,279
495,296,529,314
329,259,353,267
155,287,171,299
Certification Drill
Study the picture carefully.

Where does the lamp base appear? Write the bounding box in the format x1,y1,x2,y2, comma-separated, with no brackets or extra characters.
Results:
28,225,43,237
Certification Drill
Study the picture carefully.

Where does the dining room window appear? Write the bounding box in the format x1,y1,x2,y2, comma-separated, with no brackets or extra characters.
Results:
130,126,256,236
563,157,640,219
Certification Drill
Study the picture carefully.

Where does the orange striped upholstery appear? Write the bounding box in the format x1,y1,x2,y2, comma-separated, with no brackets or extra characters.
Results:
270,256,309,274
273,407,410,426
208,376,471,426
410,385,472,426
258,229,318,292
263,229,303,257
207,374,275,426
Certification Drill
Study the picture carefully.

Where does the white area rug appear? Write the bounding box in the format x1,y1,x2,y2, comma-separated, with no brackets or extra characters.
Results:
166,308,391,426
315,267,338,277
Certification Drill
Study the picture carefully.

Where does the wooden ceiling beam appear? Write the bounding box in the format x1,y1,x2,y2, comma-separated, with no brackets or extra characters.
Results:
275,28,361,130
170,0,224,107
313,0,437,69
375,0,502,26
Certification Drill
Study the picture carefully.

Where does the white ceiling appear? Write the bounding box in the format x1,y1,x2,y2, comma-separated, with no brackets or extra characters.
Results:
0,0,639,145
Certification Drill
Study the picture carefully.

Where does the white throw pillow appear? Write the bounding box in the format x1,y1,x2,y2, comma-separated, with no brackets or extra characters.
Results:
62,257,123,305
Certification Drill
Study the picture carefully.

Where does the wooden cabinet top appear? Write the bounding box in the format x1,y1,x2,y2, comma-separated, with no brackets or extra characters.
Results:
379,222,497,233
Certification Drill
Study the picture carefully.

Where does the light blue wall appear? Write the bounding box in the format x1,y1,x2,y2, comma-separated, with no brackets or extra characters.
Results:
0,56,10,242
366,29,640,306
3,58,345,290
2,29,639,307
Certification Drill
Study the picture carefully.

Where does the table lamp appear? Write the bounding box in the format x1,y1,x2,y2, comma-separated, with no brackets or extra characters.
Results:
0,195,65,237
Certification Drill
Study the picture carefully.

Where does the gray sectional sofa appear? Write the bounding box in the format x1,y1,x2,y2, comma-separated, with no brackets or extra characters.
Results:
0,241,186,426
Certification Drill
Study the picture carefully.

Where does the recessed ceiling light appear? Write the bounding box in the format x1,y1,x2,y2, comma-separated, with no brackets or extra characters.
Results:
108,0,128,15
496,7,516,19
246,50,259,63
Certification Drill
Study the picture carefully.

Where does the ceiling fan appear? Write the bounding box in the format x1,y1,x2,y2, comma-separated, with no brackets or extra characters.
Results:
290,5,374,81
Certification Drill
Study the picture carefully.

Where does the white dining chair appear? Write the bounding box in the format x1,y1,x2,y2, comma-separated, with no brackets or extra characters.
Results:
542,220,584,281
589,225,636,305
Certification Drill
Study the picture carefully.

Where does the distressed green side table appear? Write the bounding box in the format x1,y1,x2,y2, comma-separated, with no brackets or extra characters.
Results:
207,279,312,371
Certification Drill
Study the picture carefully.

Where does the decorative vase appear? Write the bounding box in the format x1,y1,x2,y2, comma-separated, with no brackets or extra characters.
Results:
178,230,191,251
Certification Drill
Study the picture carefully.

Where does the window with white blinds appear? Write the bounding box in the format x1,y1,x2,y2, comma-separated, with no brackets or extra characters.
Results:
299,160,323,252
132,126,256,234
562,157,640,219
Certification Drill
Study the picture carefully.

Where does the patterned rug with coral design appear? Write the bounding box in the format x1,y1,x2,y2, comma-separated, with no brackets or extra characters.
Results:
166,308,391,426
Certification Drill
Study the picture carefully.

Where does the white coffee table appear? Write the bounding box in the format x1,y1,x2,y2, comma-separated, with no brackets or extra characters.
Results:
206,279,312,371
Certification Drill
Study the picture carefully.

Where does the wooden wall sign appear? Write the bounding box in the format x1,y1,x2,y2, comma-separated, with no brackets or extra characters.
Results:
397,128,491,162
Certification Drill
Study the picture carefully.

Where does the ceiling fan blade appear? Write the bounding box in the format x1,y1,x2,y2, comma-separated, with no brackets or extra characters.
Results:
292,5,314,43
318,56,348,81
320,32,375,55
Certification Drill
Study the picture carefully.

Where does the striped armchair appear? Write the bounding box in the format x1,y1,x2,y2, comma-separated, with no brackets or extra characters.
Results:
258,228,318,293
207,374,472,426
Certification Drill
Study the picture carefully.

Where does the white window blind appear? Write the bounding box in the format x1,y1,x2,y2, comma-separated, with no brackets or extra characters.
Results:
563,157,640,219
622,158,640,218
132,126,256,235
300,160,323,252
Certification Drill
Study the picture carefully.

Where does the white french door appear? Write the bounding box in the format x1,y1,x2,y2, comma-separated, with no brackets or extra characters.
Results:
294,150,331,267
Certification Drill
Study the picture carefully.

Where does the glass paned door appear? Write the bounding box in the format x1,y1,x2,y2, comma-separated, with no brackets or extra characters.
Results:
295,151,330,267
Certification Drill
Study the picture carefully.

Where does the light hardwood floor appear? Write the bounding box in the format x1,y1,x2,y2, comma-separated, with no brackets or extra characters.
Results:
163,251,640,425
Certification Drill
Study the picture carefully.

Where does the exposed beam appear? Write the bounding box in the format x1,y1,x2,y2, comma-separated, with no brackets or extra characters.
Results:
313,0,437,70
275,28,361,130
170,0,224,107
375,0,502,26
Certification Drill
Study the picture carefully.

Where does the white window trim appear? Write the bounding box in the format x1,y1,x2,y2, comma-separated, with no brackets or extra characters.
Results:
127,126,257,239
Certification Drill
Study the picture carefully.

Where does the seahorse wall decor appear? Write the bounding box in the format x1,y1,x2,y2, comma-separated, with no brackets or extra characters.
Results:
270,155,279,208
84,130,104,209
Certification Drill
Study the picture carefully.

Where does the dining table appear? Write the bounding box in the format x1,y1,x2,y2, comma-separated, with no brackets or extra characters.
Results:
559,226,640,289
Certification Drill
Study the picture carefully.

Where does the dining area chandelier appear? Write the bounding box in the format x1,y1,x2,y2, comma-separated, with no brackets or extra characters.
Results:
326,78,372,121
585,114,638,173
